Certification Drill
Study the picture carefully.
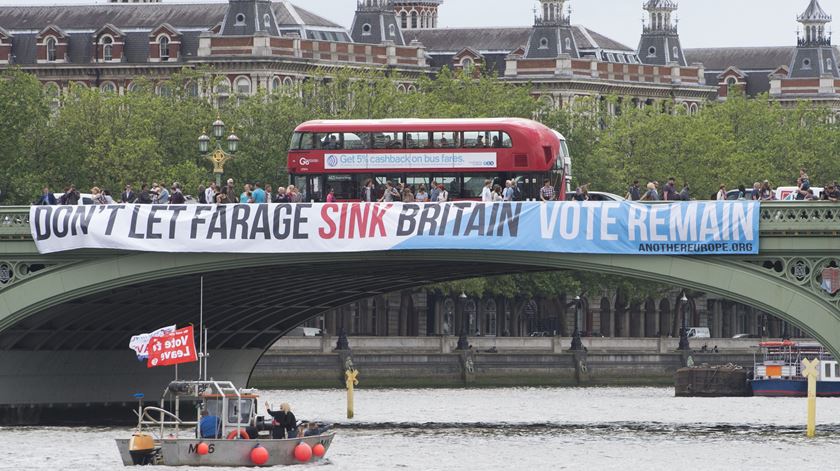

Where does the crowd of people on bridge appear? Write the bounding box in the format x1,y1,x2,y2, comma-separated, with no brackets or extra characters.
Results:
27,167,840,206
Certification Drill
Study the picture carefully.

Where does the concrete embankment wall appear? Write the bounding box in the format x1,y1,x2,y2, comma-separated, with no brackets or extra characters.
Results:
249,336,759,388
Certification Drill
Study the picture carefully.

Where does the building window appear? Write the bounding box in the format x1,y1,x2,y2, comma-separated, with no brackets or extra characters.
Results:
100,82,117,94
411,11,418,29
828,59,834,71
235,13,246,26
235,76,251,95
264,13,271,28
726,77,737,87
272,76,282,92
803,58,811,70
362,23,372,36
46,37,57,62
186,81,199,98
389,24,396,37
539,37,549,49
484,299,497,336
465,300,477,334
648,46,656,57
159,36,170,61
401,11,408,29
442,299,454,335
672,46,679,58
157,83,172,97
564,37,571,51
101,36,113,61
461,57,473,68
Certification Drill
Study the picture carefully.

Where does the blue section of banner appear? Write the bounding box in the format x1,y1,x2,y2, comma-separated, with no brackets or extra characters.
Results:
392,201,759,255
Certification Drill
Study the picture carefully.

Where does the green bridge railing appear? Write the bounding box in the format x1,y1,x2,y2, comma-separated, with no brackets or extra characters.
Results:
1,202,838,241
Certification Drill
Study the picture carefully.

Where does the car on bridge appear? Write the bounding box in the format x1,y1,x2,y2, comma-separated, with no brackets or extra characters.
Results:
564,191,625,202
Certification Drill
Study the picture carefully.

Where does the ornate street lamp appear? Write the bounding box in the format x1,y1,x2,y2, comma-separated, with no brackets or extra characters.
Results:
456,292,470,351
570,295,584,351
199,117,237,187
678,292,690,351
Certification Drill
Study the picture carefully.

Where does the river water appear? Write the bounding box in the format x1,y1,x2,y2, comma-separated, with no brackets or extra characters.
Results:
3,387,840,470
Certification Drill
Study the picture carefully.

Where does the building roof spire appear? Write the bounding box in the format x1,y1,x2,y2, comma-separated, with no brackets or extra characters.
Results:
798,0,831,24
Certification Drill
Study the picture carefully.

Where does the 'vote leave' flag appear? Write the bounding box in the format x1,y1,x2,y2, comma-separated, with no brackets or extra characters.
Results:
147,325,198,368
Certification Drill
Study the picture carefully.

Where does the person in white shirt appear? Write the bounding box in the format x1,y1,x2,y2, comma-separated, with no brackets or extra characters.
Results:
502,180,514,201
480,179,493,202
716,184,727,201
205,182,217,205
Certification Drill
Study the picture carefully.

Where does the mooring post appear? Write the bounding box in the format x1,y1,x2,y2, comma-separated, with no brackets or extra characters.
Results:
802,358,819,438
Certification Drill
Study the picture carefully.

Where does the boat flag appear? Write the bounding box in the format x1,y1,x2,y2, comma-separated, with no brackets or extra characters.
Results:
147,325,198,368
129,325,176,361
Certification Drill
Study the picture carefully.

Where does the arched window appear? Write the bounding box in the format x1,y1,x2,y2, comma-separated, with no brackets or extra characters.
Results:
264,13,271,29
411,11,418,29
828,58,834,71
461,57,473,68
389,24,396,37
484,299,497,336
539,37,549,49
101,36,113,61
396,83,406,92
283,76,294,87
672,46,679,58
565,37,571,51
44,82,60,98
100,82,117,94
401,11,408,29
186,81,199,98
803,58,812,70
126,82,140,94
465,300,477,334
271,76,282,92
442,299,454,335
157,83,172,97
362,23,372,36
158,36,170,61
726,77,737,87
648,46,656,57
235,76,251,95
46,37,57,62
235,13,246,26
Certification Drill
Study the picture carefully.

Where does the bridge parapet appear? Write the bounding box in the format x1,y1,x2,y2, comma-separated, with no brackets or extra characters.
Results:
0,208,31,240
2,203,839,241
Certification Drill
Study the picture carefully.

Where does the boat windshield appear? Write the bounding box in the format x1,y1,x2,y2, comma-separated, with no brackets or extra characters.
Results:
228,398,252,425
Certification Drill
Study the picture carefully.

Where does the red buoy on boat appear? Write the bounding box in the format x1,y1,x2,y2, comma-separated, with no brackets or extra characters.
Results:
312,443,326,457
294,443,312,462
196,442,210,456
250,445,270,465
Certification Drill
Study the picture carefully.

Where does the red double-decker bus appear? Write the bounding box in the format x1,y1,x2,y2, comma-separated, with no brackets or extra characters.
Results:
287,118,570,202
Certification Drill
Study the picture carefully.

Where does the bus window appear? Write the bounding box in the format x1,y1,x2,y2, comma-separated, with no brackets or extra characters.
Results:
434,175,460,198
343,132,369,150
326,174,355,200
463,174,498,198
321,133,341,150
404,132,429,149
290,132,303,150
296,133,316,150
406,175,430,192
462,131,489,148
373,132,401,149
490,132,513,148
432,132,458,148
312,133,333,150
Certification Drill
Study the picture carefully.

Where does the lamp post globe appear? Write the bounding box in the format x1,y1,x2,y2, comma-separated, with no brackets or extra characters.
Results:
198,132,210,154
227,132,240,153
212,118,225,139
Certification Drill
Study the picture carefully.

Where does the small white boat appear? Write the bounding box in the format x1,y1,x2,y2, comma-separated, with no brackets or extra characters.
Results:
115,379,334,467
